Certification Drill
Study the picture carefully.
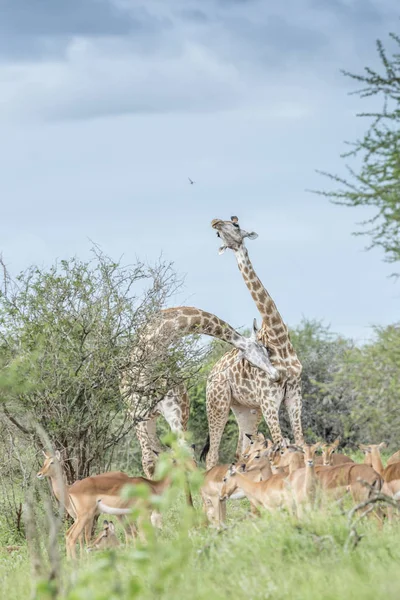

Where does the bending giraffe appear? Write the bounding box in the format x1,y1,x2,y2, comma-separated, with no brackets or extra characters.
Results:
202,219,304,469
121,306,278,477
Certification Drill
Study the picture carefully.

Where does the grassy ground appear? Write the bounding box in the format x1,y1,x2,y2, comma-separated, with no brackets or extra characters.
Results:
1,494,400,600
0,448,397,599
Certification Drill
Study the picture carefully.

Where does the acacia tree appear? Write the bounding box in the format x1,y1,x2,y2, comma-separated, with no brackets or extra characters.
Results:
317,32,400,268
0,250,205,483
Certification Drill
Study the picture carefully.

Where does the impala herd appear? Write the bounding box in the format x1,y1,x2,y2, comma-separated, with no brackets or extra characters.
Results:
36,434,400,558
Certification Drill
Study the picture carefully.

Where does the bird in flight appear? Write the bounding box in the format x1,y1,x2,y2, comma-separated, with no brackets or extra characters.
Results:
188,177,195,185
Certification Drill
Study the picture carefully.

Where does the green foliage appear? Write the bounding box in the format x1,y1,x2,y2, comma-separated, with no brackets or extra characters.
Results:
322,324,400,446
316,32,400,267
0,250,202,482
289,319,355,443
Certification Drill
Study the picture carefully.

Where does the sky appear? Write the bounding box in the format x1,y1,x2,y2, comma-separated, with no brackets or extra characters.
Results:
0,0,399,343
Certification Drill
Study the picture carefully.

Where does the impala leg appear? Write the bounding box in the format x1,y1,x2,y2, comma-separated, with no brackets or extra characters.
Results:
117,515,138,544
67,511,96,560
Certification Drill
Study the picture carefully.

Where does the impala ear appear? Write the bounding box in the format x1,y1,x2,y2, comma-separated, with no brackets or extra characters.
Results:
103,520,109,527
378,442,387,449
332,438,340,448
245,433,253,441
55,450,61,461
108,522,116,534
359,444,370,454
42,450,49,458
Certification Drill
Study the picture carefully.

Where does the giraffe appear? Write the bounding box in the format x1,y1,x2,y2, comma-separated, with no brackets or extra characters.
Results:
202,219,304,469
121,306,278,477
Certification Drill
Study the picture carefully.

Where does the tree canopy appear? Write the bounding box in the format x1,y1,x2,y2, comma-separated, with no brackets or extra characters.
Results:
317,33,400,269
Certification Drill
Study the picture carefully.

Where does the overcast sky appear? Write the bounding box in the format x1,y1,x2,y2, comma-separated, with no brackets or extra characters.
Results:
0,0,399,342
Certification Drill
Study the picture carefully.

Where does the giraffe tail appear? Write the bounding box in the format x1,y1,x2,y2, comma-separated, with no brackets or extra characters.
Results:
200,435,210,463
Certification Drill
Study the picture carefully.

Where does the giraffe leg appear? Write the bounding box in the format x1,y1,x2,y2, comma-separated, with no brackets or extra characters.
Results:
180,385,190,431
230,404,262,459
205,378,231,469
135,417,161,478
284,378,304,445
157,386,186,435
258,382,285,443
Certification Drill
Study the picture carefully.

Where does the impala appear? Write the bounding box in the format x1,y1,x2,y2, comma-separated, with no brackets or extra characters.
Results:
37,451,187,559
87,521,120,552
220,445,307,513
201,451,273,527
360,442,400,498
37,451,132,552
387,449,400,466
320,439,354,467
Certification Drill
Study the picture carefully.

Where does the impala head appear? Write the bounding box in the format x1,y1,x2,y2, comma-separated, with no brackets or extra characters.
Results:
87,521,119,552
270,441,304,469
242,432,270,459
243,448,270,472
321,438,340,466
303,443,321,467
211,218,258,251
220,464,239,500
237,320,279,381
37,450,61,479
359,442,386,458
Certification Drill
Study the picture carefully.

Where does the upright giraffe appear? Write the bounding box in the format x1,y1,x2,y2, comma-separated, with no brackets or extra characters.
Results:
122,306,277,477
202,219,304,469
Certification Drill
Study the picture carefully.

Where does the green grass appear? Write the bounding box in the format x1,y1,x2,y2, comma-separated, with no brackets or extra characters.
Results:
2,496,400,600
0,447,397,599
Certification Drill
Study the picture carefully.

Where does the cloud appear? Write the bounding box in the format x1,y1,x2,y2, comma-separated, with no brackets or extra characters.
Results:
0,0,398,121
0,0,140,61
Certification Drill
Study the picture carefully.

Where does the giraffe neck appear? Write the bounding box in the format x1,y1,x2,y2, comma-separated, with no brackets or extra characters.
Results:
156,307,247,350
234,245,301,376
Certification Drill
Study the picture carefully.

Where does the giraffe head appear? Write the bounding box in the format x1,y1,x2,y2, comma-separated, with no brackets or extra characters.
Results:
211,218,258,253
238,319,279,380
